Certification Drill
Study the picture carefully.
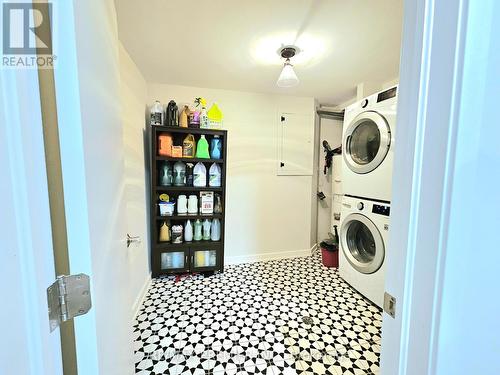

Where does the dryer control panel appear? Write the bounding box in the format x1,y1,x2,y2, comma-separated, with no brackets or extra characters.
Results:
372,204,390,217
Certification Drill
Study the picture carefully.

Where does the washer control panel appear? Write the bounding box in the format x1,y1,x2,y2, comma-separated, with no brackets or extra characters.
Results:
372,204,390,216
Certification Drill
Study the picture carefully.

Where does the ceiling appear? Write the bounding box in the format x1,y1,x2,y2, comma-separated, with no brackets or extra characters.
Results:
115,0,403,105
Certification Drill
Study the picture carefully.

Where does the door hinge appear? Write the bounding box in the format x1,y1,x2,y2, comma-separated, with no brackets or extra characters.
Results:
384,291,396,318
47,274,92,332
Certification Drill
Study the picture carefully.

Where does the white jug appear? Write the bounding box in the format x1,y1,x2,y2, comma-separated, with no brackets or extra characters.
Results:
177,195,188,215
187,195,198,215
209,163,221,187
184,220,193,242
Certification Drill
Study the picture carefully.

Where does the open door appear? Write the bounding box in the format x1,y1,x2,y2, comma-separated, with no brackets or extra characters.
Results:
50,1,134,374
0,57,63,375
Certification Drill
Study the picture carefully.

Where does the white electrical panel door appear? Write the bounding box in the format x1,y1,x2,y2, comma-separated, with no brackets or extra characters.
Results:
277,112,314,176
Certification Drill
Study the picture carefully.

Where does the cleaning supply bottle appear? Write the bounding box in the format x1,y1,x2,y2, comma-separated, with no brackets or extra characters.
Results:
209,163,221,187
159,222,170,242
184,220,193,242
193,219,203,241
179,105,190,128
158,133,173,156
185,163,194,186
207,102,223,129
159,161,173,186
200,98,209,129
193,162,207,187
210,135,222,159
195,135,210,158
173,161,186,186
182,134,196,157
150,100,163,125
210,219,221,241
202,219,211,240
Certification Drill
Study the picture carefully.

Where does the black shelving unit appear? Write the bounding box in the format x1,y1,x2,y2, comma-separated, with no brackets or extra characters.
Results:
150,125,227,277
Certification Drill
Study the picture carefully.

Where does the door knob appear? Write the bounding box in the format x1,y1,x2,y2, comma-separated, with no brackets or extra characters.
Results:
127,234,141,248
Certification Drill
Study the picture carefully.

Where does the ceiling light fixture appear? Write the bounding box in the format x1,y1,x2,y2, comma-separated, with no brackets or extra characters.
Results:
277,46,300,88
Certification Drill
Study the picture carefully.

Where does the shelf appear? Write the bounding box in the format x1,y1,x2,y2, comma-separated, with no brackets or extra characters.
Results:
153,125,226,136
155,186,223,192
156,156,224,164
156,214,223,220
155,241,222,250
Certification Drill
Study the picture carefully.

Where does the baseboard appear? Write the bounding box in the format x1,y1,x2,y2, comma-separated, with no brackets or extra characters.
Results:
225,248,312,265
132,272,152,320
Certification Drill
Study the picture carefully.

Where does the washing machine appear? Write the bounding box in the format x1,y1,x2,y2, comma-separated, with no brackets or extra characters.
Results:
342,86,398,202
339,195,390,307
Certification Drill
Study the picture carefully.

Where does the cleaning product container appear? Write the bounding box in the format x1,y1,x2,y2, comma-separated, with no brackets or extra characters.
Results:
210,136,222,159
207,102,223,129
320,240,339,268
182,134,196,157
195,135,210,158
158,133,173,156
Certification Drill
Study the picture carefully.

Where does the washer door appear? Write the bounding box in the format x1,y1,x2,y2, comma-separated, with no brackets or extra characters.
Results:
341,213,385,274
344,111,391,174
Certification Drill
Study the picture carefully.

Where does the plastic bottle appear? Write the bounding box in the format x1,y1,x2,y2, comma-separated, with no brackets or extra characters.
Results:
200,98,209,129
210,219,221,241
210,136,222,159
179,105,190,128
159,161,173,186
202,219,211,240
173,161,186,186
193,162,207,187
209,163,222,187
184,220,193,242
193,219,203,241
185,163,194,187
159,222,170,242
150,100,163,125
182,134,196,157
195,135,210,158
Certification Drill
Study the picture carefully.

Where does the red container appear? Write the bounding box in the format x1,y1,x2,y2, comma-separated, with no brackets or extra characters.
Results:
321,243,339,268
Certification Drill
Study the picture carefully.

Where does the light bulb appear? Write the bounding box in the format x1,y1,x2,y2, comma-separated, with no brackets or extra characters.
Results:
277,60,299,87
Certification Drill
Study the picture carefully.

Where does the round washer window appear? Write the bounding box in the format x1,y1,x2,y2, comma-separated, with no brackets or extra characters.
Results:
349,120,381,165
346,220,376,264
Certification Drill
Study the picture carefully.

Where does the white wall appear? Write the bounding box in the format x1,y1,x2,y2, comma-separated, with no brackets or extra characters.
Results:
148,83,316,263
118,43,151,319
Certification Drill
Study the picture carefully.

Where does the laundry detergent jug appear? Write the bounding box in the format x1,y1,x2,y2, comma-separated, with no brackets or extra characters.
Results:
150,100,163,125
210,136,222,159
182,134,196,158
159,161,173,186
195,135,210,158
193,162,207,187
202,219,211,240
209,163,222,187
173,161,186,186
184,220,193,242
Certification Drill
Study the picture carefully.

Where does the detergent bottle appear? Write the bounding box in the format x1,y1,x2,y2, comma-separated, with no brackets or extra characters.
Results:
182,134,196,157
210,219,221,241
199,98,209,129
210,135,222,159
209,163,221,187
193,162,207,187
195,135,210,158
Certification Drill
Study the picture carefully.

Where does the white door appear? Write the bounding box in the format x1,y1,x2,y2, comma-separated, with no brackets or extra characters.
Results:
52,1,134,374
0,63,63,375
316,117,342,242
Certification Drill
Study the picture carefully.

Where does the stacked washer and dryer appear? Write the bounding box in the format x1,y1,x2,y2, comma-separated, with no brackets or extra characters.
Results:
338,86,397,308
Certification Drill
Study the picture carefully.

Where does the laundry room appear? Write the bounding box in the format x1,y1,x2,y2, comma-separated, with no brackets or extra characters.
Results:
4,0,499,374
116,1,402,374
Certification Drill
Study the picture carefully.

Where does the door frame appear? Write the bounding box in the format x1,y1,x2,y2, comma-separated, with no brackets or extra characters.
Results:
380,0,497,374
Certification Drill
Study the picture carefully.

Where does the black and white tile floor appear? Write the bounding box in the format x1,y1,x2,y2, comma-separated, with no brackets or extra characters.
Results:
134,251,382,375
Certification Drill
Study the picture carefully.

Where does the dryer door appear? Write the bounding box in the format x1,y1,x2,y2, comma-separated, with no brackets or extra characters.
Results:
344,111,391,174
340,213,385,274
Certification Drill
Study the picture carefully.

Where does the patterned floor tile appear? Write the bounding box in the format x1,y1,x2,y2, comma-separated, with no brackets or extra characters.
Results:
134,250,382,374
